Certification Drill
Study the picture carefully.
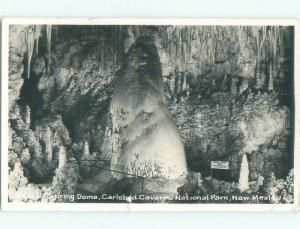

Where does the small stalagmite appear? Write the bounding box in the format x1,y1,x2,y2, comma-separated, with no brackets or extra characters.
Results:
58,146,67,169
82,141,90,159
239,154,249,192
24,105,31,129
45,127,53,163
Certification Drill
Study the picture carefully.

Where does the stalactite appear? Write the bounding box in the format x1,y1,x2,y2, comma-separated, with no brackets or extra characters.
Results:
239,154,249,192
272,27,278,62
34,25,42,55
25,27,35,79
46,25,52,73
95,25,287,88
268,62,274,92
267,29,272,62
262,26,267,46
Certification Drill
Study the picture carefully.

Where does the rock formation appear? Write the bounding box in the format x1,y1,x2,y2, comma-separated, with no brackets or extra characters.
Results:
239,154,249,192
110,37,188,179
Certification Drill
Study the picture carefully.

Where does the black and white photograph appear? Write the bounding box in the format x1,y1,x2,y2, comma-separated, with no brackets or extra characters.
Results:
1,19,299,211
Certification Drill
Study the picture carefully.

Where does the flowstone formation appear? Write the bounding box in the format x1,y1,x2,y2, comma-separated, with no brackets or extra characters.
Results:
110,37,188,179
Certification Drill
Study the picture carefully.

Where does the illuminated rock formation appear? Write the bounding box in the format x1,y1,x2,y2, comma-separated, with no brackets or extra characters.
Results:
110,37,188,179
239,154,249,192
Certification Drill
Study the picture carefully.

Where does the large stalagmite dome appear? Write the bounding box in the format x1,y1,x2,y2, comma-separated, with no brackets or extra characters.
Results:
110,37,188,179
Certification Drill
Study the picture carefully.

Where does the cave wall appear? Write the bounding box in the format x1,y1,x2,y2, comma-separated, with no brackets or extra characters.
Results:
8,24,294,182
